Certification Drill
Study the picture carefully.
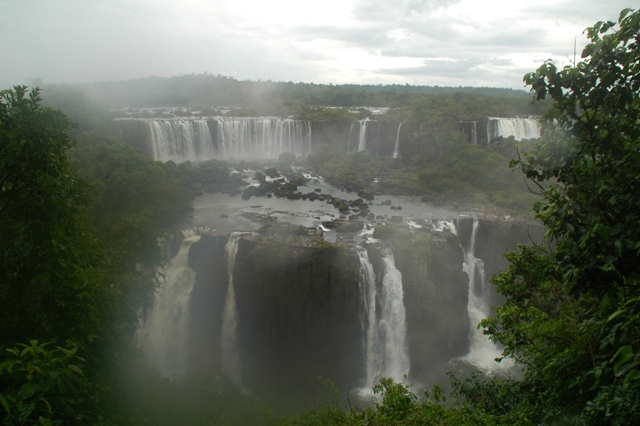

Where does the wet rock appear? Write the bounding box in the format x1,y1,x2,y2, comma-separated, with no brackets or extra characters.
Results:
357,190,375,201
334,220,364,233
264,167,280,178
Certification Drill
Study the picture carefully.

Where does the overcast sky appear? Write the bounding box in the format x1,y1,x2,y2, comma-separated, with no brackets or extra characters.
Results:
0,0,634,90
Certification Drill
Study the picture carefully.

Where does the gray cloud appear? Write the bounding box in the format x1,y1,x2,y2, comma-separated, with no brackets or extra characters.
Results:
0,0,634,89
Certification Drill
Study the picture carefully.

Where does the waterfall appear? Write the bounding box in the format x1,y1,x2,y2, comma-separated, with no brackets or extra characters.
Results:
471,121,477,145
392,123,402,158
487,117,540,141
136,230,201,378
347,121,357,154
216,118,311,159
221,232,246,387
460,121,478,144
358,248,382,387
358,119,368,152
145,120,215,163
380,249,410,381
359,247,409,389
460,220,512,373
375,121,381,157
432,219,457,234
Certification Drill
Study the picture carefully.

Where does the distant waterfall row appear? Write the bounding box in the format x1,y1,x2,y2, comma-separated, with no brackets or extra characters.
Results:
216,118,312,160
126,118,313,163
116,116,541,162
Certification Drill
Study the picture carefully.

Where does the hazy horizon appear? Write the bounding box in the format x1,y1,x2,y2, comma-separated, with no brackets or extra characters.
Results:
1,1,634,90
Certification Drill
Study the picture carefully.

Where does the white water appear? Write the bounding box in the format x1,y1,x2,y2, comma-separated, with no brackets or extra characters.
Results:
470,121,477,144
487,117,540,141
145,120,215,163
358,248,381,387
216,118,311,159
392,123,402,158
136,230,201,378
358,247,409,390
221,232,247,387
358,119,368,152
347,121,357,154
460,220,512,373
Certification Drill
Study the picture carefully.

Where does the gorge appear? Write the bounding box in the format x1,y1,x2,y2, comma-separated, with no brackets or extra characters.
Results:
137,182,544,396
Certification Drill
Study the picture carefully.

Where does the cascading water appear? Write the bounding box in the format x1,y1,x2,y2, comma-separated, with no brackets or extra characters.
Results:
470,121,477,145
392,123,402,158
358,119,368,152
145,120,215,163
375,121,381,156
460,220,512,373
220,232,246,387
358,247,410,390
487,117,541,141
358,248,382,388
347,122,357,154
216,118,311,159
380,249,410,381
136,230,201,378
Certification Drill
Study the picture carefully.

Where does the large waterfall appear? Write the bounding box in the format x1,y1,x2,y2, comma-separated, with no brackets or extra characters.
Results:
136,230,201,378
221,232,246,387
145,120,215,163
358,247,410,389
348,119,370,153
137,118,311,162
460,219,512,373
216,118,312,159
358,119,368,152
487,117,540,141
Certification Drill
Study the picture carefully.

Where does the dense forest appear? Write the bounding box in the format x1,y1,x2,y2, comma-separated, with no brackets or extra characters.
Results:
35,75,533,110
1,8,639,426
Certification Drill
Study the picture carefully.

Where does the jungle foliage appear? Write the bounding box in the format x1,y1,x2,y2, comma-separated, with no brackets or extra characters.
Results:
479,8,640,425
0,86,192,425
2,7,639,426
307,137,538,211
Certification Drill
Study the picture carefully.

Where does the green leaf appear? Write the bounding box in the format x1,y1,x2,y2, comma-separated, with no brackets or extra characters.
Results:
0,394,10,415
623,369,640,386
39,416,53,426
612,346,635,375
67,365,83,376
